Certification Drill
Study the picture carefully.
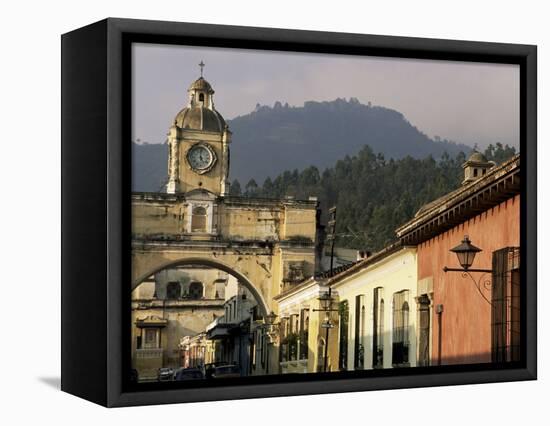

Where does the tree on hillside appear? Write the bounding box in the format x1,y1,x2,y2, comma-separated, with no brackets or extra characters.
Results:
238,143,517,251
484,143,517,164
229,179,242,196
244,179,259,197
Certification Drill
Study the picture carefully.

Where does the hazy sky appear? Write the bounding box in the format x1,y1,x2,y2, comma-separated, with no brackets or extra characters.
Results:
132,43,519,149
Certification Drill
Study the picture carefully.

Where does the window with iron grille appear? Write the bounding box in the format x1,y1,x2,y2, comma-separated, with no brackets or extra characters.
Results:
260,332,266,368
392,290,410,366
300,309,309,360
416,294,431,366
279,317,288,362
372,287,384,368
316,338,325,372
491,247,520,363
338,300,349,371
354,295,365,370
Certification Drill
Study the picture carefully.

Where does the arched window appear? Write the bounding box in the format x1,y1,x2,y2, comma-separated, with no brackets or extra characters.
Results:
379,299,385,356
191,206,207,232
392,291,410,366
373,287,384,368
189,281,204,300
354,296,366,370
402,301,410,351
166,281,181,299
300,311,309,360
214,279,226,299
317,338,326,372
338,300,349,371
199,93,205,102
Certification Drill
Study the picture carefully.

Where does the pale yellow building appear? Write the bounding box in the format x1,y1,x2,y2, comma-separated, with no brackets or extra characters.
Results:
328,245,418,370
275,278,340,374
274,244,420,373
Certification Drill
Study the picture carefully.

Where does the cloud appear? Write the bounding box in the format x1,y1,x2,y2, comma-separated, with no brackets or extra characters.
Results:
132,43,519,149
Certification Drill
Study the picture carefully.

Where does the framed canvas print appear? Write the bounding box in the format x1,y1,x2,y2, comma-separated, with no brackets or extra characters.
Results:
61,18,537,407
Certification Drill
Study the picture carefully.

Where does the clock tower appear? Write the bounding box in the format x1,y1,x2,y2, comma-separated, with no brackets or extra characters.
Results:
166,65,231,196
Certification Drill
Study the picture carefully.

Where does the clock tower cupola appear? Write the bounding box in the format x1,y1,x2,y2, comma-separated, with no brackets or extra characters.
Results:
166,62,231,195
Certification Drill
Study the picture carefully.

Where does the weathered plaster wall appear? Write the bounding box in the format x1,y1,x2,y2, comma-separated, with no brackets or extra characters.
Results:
175,130,226,195
277,282,340,373
131,196,318,317
131,301,225,378
333,248,418,370
418,195,520,365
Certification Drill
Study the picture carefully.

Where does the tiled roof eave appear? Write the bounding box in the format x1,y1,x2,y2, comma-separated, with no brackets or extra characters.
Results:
396,155,520,244
326,241,407,286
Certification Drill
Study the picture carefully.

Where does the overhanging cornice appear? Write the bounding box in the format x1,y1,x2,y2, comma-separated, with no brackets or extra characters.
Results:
396,155,520,245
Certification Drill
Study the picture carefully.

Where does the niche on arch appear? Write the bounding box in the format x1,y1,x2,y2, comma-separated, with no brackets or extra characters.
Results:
188,281,204,300
166,281,182,299
191,206,207,232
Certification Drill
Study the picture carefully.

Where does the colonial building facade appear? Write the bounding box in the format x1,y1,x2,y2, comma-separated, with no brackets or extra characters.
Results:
274,276,339,374
397,153,520,365
131,72,320,379
328,245,418,371
131,267,233,379
276,245,418,373
131,69,520,378
273,152,520,373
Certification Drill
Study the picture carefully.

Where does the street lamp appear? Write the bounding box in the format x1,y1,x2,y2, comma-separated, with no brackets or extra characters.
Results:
318,291,333,312
443,235,493,305
443,235,491,273
313,288,338,372
450,235,482,271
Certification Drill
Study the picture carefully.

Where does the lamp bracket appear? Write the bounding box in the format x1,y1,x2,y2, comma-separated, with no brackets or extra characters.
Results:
443,267,493,273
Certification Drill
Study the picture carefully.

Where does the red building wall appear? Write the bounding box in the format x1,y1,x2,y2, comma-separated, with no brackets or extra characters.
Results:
418,195,520,365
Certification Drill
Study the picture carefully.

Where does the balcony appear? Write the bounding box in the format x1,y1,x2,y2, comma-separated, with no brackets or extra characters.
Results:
135,348,163,359
134,348,165,381
280,359,308,374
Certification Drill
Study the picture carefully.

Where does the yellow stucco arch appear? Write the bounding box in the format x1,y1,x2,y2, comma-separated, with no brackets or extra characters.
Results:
132,255,270,317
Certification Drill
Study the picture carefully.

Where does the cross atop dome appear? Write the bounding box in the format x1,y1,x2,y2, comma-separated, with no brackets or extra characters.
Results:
199,60,205,77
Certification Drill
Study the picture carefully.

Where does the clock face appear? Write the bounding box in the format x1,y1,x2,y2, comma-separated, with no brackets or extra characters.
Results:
187,144,215,172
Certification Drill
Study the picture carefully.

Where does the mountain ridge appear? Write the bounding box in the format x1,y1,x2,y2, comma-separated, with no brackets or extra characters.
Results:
132,98,473,192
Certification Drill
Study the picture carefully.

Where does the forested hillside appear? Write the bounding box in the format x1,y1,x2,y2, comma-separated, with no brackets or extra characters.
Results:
132,98,472,192
228,98,470,183
230,143,517,251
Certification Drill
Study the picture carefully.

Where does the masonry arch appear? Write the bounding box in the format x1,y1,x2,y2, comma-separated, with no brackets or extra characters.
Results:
132,257,270,317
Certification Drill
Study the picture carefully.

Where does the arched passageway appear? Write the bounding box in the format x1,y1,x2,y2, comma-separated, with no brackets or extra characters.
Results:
133,257,270,317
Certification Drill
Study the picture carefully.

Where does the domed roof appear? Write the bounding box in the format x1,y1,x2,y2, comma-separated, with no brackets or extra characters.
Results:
467,151,489,163
174,106,226,132
188,77,214,93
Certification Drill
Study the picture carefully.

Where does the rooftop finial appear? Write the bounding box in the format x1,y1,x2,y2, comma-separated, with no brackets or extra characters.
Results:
199,60,205,78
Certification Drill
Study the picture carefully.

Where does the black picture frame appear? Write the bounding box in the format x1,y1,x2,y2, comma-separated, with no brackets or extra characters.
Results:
61,17,537,407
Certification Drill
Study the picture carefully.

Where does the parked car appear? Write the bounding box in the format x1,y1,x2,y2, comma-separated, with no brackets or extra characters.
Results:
204,362,229,379
211,364,240,379
157,367,174,382
129,368,139,384
172,368,204,381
